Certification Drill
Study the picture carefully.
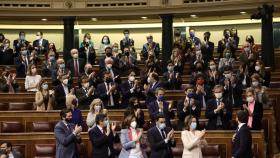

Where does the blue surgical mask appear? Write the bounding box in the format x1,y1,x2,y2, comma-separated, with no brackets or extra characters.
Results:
190,32,195,38
158,96,165,102
159,123,166,130
104,120,109,127
190,122,197,130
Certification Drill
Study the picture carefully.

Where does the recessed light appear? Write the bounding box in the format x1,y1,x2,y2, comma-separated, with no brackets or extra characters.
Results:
91,18,97,21
240,11,247,15
190,14,198,18
41,18,47,21
141,16,148,20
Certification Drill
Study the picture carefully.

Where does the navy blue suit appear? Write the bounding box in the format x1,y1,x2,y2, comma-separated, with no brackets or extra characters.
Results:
145,82,163,105
120,80,145,107
95,82,120,109
232,124,253,158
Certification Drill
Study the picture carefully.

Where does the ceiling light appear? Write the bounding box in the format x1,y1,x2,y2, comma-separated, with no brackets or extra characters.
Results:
41,18,47,21
91,18,97,21
240,11,247,15
141,16,148,20
190,14,198,18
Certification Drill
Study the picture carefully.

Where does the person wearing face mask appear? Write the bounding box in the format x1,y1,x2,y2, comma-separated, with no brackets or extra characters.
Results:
96,71,120,109
236,64,250,88
124,97,145,128
13,31,30,57
89,113,119,158
163,61,182,90
177,84,201,130
0,141,22,158
207,60,221,89
148,113,176,158
52,58,71,86
206,85,232,130
14,47,30,78
190,61,207,85
148,88,175,127
79,33,96,65
119,114,147,158
99,35,112,55
99,47,121,71
181,115,207,158
112,43,122,59
223,75,243,108
219,65,233,85
120,29,135,54
82,63,99,88
100,57,121,84
0,39,14,65
54,74,74,110
142,34,160,60
144,72,163,105
170,47,184,74
65,94,83,126
253,60,270,87
80,33,94,48
54,108,82,158
35,80,54,111
0,66,18,93
242,87,263,130
67,48,85,77
186,28,201,59
0,33,5,44
218,49,235,72
121,71,144,107
76,75,97,110
32,31,49,55
218,29,235,59
194,75,210,109
42,51,57,77
201,32,214,66
120,46,138,76
24,64,42,92
250,73,269,106
86,98,108,130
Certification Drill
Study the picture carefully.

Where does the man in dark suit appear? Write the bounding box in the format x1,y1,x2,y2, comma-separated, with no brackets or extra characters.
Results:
78,40,96,65
163,61,182,90
76,75,97,110
218,29,236,59
120,71,144,107
232,110,252,158
13,31,29,57
194,74,211,109
99,57,121,84
201,32,214,66
96,71,120,109
14,47,30,78
144,72,163,104
148,113,176,158
0,39,14,65
120,29,135,54
88,113,118,158
54,108,82,158
223,75,243,108
32,31,49,55
67,49,86,77
206,85,232,130
142,34,160,60
0,141,22,158
54,75,73,110
148,88,175,127
99,47,120,71
119,46,138,76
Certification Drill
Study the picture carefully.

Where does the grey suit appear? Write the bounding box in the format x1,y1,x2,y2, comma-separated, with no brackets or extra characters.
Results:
119,129,147,158
54,121,81,158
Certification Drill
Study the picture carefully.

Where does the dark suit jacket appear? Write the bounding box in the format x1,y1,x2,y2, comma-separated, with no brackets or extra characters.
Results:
162,71,182,90
67,58,86,77
33,39,49,54
232,124,253,158
145,82,163,105
99,57,120,71
95,82,120,109
201,41,214,64
88,126,118,158
148,100,175,127
54,121,81,158
119,55,138,76
54,84,71,110
99,67,121,84
0,48,14,65
242,101,263,130
76,87,97,110
13,39,29,57
147,126,176,158
142,42,160,60
205,98,232,130
120,80,145,107
78,46,96,65
120,38,135,53
224,84,243,108
14,56,30,78
195,85,211,109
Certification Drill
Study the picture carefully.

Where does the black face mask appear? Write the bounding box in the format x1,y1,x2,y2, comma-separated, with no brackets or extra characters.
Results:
204,36,209,41
196,66,203,71
106,52,113,57
124,51,130,56
86,69,93,74
105,78,113,83
65,118,71,123
224,34,229,39
85,43,89,47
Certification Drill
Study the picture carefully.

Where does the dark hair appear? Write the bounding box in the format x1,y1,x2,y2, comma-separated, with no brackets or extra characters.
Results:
128,97,138,107
155,87,165,95
96,114,106,125
103,71,111,78
122,114,136,129
0,141,12,149
184,115,195,130
150,72,159,81
223,65,233,72
204,32,211,36
223,29,230,36
104,46,112,52
19,31,25,36
37,31,43,36
0,33,5,40
101,35,110,44
156,113,165,121
123,29,130,34
60,108,72,119
237,110,248,123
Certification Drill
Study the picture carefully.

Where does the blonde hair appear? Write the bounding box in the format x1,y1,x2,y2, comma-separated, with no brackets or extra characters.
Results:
89,98,103,113
65,94,77,109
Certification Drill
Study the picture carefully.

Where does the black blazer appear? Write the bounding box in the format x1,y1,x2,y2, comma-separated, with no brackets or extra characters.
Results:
224,83,243,108
78,46,96,65
162,71,182,90
201,41,214,63
242,101,263,130
205,98,232,130
66,58,86,77
88,126,118,158
148,100,175,127
232,124,253,158
120,80,145,107
145,82,163,105
33,39,49,54
95,82,120,109
14,56,30,78
75,87,97,110
147,126,176,158
0,48,14,65
54,84,71,110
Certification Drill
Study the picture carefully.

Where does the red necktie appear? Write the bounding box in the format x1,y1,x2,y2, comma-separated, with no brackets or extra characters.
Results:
74,59,78,76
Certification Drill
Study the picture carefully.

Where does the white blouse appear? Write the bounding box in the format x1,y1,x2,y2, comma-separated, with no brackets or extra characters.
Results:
129,128,142,158
24,75,42,92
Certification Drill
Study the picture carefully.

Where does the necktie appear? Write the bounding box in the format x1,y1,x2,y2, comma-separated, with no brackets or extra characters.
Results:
74,59,78,76
161,130,166,139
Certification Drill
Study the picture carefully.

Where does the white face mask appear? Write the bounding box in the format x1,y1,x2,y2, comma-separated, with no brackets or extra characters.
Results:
83,82,89,88
107,64,112,69
129,76,135,82
63,79,68,85
36,36,41,40
147,77,151,83
73,54,78,59
167,66,174,72
255,66,260,71
210,65,216,71
124,34,129,38
246,96,254,103
224,73,232,79
130,121,137,129
103,39,109,44
94,105,101,112
244,47,250,52
252,81,259,87
42,84,48,90
214,93,223,99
